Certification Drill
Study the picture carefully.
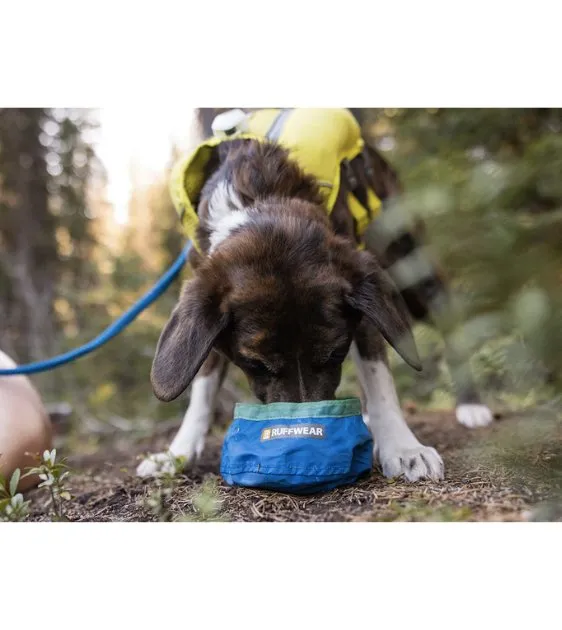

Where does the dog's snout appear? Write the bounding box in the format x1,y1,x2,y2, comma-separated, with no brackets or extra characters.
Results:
260,366,340,405
267,383,310,404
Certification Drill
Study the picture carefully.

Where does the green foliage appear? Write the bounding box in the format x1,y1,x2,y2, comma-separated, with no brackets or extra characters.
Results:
358,108,562,408
142,467,225,522
178,478,225,522
0,469,31,522
142,458,186,522
23,449,73,521
56,159,185,422
0,450,75,522
0,108,105,402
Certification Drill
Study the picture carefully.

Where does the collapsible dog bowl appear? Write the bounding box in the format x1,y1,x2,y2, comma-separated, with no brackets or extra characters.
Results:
220,398,373,495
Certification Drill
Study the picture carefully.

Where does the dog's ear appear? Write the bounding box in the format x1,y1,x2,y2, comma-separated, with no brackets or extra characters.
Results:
151,278,229,401
345,249,422,371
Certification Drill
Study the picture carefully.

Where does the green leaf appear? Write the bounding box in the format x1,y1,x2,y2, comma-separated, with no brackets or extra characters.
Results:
10,469,21,496
60,492,72,501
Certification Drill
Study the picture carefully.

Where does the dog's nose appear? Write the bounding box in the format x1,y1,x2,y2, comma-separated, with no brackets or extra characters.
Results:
266,381,307,404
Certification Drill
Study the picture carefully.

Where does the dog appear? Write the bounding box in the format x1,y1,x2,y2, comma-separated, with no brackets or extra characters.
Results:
137,108,492,482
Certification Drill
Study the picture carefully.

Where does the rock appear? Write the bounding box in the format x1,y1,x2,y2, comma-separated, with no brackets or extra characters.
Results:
0,350,53,492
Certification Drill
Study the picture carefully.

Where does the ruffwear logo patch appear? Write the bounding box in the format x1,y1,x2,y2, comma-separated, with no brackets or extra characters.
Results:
260,424,325,441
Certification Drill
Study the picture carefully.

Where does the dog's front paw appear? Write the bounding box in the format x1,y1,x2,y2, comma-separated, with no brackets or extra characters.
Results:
136,452,186,478
456,404,493,428
375,444,444,482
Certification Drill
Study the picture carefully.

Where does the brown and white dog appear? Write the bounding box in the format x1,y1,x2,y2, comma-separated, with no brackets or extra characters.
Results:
137,120,492,482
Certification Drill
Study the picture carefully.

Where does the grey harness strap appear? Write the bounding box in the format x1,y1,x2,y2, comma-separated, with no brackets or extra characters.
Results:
266,109,293,141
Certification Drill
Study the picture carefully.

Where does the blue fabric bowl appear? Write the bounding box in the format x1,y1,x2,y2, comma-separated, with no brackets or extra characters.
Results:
220,397,373,495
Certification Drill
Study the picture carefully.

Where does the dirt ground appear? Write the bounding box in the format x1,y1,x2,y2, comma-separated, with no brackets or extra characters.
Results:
27,407,562,522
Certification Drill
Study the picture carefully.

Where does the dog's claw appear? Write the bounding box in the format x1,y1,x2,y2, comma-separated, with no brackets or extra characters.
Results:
375,444,444,482
136,452,184,478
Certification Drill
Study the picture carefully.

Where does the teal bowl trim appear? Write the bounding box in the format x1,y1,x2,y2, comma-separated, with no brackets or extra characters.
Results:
233,397,362,421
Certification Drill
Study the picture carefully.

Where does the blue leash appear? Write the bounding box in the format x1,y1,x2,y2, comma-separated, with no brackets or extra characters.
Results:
0,242,192,376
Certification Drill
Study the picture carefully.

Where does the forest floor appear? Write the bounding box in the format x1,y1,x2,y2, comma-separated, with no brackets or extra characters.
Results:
27,406,562,522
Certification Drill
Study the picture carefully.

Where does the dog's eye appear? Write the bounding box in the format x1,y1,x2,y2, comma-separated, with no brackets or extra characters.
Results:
239,357,270,374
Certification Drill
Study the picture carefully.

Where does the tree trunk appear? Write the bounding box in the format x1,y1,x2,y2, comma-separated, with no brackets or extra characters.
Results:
0,108,57,362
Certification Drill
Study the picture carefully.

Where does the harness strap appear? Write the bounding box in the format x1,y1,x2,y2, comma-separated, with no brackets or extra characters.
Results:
266,109,293,141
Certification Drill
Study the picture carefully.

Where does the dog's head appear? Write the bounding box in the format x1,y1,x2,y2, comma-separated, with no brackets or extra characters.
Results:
151,200,420,404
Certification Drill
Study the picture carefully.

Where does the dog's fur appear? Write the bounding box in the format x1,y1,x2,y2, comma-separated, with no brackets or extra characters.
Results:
137,135,460,481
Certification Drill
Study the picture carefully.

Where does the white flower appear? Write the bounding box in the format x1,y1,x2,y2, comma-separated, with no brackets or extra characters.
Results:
43,449,56,466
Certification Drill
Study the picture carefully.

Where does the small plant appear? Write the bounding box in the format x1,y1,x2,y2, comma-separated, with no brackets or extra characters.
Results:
0,469,31,522
23,449,72,521
143,455,187,522
144,473,180,522
177,478,225,522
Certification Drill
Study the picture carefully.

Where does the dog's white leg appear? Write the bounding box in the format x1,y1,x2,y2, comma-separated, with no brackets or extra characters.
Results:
447,338,494,428
137,361,223,478
429,297,494,429
350,342,444,482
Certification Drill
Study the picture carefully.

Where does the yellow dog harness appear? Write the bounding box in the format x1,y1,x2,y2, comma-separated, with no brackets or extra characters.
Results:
169,108,383,252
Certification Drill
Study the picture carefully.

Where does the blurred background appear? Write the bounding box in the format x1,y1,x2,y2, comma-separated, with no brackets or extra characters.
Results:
1,108,561,476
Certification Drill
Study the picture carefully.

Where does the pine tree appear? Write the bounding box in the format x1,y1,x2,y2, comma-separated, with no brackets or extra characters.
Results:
0,108,56,361
0,108,103,393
